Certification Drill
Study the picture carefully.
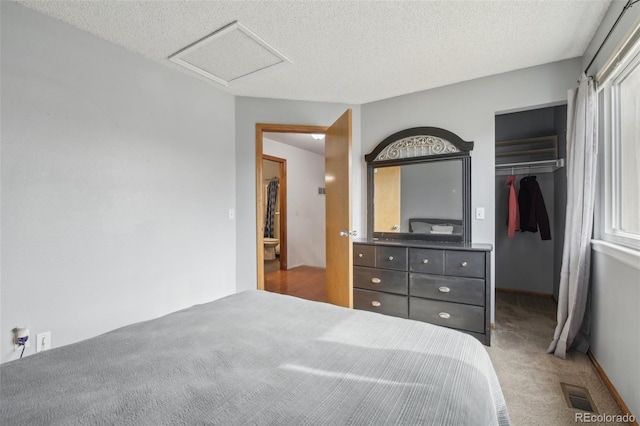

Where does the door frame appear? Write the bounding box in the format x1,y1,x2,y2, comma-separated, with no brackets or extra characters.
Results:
256,123,327,290
262,154,288,271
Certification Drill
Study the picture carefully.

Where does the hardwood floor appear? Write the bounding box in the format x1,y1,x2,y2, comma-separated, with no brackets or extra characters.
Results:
264,265,327,303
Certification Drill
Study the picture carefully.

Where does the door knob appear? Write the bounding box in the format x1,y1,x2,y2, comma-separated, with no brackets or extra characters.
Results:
339,230,358,237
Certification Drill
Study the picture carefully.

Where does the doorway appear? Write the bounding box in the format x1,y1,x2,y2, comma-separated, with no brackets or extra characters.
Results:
262,155,287,273
494,105,567,300
256,124,327,294
255,110,354,308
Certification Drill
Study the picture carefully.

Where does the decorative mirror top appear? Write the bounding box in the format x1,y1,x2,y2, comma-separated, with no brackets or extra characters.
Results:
365,127,473,164
373,135,460,161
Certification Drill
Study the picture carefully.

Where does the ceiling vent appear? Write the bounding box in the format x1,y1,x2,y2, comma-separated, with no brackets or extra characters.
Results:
169,21,291,86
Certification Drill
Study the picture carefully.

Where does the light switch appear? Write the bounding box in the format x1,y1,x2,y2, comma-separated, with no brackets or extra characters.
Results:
475,207,485,220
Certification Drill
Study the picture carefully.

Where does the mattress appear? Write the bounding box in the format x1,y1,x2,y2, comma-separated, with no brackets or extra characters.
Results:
1,290,510,425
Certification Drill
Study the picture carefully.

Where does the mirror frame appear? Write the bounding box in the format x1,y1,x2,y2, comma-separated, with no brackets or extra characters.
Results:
365,127,474,243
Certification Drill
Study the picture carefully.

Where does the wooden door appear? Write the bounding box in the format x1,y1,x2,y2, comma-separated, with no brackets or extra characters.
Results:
325,109,353,308
373,166,401,232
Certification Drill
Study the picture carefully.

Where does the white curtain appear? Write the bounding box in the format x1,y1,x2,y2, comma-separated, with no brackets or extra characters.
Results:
548,74,598,359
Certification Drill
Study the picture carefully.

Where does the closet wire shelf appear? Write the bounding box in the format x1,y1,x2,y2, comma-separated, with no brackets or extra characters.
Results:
495,158,565,176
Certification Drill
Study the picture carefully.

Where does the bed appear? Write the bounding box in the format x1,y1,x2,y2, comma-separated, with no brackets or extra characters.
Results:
1,290,510,425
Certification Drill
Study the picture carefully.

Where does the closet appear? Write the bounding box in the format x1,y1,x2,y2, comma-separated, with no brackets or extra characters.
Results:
494,106,567,299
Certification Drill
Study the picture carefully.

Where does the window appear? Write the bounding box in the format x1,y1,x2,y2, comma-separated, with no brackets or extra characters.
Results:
599,32,640,250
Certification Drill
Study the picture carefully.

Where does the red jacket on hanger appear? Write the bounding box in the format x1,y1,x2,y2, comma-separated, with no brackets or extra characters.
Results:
506,175,520,237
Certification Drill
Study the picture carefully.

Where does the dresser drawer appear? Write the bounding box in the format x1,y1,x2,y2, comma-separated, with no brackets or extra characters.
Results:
409,298,484,333
354,266,408,295
409,248,445,274
353,244,375,267
376,246,407,271
410,273,485,306
354,289,408,318
445,251,485,278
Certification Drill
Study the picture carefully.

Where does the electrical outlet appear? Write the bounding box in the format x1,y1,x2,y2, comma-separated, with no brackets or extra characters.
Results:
14,327,30,352
36,332,51,352
14,340,30,351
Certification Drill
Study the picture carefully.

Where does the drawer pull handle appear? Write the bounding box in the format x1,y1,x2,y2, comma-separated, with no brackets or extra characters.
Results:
439,312,451,319
358,253,363,258
422,259,429,264
371,301,381,307
371,278,381,284
388,256,394,261
438,286,451,293
461,261,468,267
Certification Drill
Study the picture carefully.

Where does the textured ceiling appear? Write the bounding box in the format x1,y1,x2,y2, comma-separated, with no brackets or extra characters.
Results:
17,0,612,104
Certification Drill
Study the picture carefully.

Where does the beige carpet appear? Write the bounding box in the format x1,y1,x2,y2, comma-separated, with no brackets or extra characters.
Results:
486,292,624,425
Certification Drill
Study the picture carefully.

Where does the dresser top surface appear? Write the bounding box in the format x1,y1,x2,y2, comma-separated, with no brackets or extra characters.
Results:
354,238,492,252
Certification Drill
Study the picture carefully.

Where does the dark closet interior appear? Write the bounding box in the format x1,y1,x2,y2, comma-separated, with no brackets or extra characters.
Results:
494,105,567,299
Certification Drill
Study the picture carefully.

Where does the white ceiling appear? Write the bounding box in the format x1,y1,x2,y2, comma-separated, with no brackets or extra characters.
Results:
18,0,611,104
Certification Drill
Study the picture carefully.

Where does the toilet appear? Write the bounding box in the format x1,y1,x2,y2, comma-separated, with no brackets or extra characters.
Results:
264,238,279,260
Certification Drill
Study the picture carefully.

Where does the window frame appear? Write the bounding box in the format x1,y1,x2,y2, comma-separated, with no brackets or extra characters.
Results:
598,36,640,251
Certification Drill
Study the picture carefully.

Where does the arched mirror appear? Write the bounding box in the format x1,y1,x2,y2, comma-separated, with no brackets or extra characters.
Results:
365,127,474,243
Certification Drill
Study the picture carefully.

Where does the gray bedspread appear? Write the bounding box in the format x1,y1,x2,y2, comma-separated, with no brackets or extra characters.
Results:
1,290,510,425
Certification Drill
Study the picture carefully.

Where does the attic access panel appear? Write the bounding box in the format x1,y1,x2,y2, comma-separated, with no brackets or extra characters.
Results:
169,21,292,86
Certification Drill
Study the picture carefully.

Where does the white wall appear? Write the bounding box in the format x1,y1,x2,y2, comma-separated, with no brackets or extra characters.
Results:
263,138,325,268
362,58,582,322
585,1,640,418
1,3,236,363
235,98,361,293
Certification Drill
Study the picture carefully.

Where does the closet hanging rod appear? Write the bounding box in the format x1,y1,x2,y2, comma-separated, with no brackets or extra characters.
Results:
496,159,564,168
495,159,564,176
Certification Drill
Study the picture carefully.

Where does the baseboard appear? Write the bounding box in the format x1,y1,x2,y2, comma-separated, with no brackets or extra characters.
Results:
496,287,556,300
587,350,638,425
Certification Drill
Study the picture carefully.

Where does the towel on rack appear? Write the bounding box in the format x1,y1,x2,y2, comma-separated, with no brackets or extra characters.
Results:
505,175,520,237
518,176,551,240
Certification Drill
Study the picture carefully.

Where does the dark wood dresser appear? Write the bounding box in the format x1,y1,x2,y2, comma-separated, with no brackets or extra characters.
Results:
353,239,492,345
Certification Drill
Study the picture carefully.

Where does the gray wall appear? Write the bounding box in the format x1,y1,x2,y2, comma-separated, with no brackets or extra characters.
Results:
235,98,362,293
585,1,640,418
1,3,237,362
362,58,581,322
590,250,640,418
494,106,567,296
